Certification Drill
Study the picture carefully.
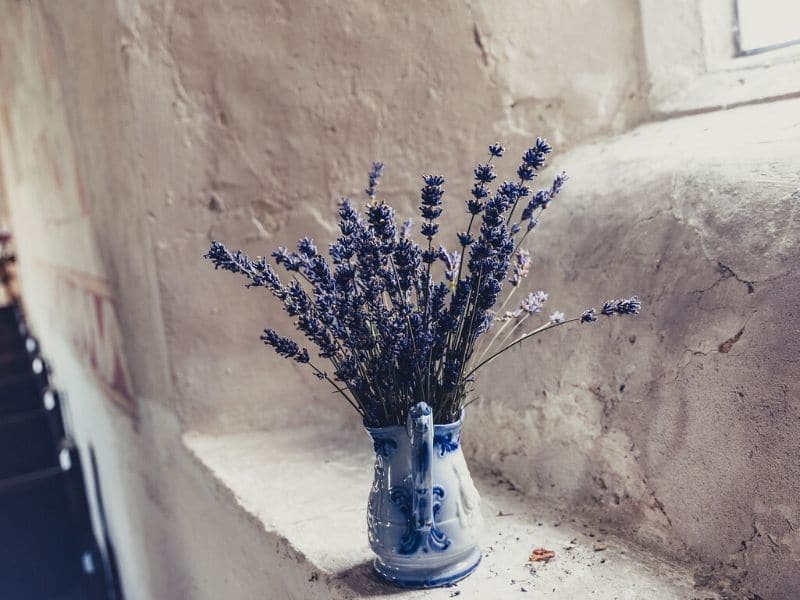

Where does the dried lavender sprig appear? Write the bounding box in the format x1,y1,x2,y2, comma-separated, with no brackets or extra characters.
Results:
466,295,641,377
520,290,548,314
207,240,371,411
508,248,531,287
488,143,505,157
260,329,310,363
205,241,285,296
439,246,460,283
601,296,642,316
259,328,367,416
455,143,504,284
478,289,548,361
205,140,639,427
505,137,551,224
419,174,445,255
448,148,529,399
365,162,385,200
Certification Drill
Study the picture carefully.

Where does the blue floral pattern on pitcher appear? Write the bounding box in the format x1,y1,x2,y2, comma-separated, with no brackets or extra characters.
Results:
433,431,460,456
365,403,483,588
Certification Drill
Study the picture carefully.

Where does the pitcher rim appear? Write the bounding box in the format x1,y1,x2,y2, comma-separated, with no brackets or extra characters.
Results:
364,409,465,434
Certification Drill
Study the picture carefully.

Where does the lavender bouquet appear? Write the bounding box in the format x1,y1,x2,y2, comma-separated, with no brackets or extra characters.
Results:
205,140,639,427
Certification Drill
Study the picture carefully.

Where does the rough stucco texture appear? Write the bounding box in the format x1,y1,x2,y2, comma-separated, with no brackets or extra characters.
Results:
0,1,798,598
114,0,647,431
466,101,800,598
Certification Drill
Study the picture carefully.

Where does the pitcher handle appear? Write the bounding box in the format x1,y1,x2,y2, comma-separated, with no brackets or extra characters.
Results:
408,402,434,534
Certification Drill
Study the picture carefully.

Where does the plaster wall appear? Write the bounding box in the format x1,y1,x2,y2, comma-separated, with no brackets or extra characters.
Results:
467,100,800,598
0,1,797,598
112,0,647,432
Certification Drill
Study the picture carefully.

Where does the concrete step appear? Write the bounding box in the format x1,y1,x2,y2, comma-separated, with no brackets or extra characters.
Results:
184,426,717,599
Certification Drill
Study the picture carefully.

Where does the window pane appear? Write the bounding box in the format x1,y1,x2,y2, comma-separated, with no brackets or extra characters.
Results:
737,0,800,53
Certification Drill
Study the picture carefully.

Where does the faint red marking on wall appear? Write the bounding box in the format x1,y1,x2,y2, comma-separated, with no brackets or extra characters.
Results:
37,261,137,416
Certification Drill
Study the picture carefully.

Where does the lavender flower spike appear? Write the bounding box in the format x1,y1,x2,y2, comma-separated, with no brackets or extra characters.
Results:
420,174,445,261
473,163,496,184
620,296,642,314
365,161,385,200
509,249,531,287
439,246,460,282
521,137,552,170
488,143,505,158
261,329,310,363
204,241,285,296
601,296,642,316
521,291,548,314
583,296,641,323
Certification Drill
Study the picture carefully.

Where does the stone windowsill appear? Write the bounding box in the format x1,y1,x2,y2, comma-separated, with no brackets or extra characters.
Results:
183,426,715,599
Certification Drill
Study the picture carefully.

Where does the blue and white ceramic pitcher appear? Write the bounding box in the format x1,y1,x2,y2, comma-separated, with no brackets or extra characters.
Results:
365,402,483,588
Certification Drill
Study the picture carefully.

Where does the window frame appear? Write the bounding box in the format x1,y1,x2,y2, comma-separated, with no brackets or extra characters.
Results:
734,0,800,57
640,0,800,116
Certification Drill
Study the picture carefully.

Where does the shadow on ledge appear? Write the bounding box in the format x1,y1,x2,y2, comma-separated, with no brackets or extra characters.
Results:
334,560,417,597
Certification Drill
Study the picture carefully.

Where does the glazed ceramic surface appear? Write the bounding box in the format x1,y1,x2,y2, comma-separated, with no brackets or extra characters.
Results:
365,402,483,588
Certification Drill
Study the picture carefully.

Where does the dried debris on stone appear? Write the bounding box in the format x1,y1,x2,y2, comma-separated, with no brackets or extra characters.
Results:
528,547,556,562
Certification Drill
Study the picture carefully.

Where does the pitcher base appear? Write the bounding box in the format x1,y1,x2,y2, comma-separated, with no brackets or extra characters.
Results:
373,546,481,588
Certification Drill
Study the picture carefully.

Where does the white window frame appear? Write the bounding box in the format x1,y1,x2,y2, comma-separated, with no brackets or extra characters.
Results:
641,0,800,116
